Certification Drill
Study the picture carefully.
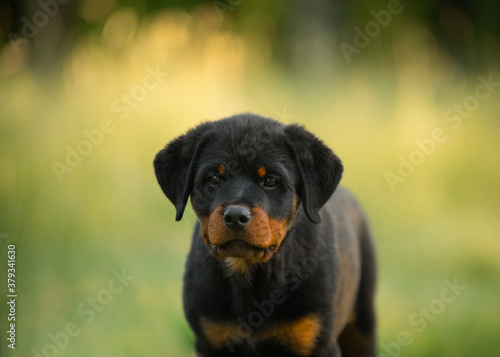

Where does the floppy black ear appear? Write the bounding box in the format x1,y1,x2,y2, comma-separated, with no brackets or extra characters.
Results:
154,129,208,221
284,124,343,224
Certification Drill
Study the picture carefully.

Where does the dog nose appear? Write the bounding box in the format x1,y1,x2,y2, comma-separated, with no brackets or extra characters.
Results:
223,206,252,231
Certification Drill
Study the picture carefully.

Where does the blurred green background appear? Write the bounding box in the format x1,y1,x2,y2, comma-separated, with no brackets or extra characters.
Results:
1,0,499,356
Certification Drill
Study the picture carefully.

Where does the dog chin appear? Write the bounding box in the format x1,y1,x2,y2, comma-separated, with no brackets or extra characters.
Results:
208,239,276,261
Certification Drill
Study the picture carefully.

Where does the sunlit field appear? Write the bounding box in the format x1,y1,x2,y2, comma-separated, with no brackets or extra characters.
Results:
1,6,499,357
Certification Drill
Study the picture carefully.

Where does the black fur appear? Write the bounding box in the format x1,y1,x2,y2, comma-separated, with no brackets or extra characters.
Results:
154,113,377,357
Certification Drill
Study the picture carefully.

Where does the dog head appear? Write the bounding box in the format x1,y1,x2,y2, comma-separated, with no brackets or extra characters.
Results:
154,113,343,263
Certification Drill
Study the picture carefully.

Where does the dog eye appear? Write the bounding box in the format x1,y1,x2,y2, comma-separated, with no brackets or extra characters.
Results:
208,175,220,185
264,177,277,188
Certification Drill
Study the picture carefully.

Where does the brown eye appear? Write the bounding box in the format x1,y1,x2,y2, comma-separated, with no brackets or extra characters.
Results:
264,177,277,187
208,175,220,185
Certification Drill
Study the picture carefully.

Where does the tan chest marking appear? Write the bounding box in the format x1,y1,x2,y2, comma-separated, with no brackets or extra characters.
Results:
199,318,237,349
260,313,322,356
200,313,322,356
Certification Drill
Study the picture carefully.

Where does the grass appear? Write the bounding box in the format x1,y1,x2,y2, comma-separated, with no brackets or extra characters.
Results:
1,8,499,357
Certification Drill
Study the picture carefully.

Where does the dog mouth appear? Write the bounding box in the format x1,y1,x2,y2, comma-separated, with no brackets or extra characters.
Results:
208,240,276,260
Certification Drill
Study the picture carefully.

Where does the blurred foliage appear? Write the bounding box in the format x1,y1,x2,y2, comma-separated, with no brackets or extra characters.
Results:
1,1,500,356
2,0,500,72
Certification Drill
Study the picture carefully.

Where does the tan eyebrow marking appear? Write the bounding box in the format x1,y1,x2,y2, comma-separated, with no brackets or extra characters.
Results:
258,166,266,178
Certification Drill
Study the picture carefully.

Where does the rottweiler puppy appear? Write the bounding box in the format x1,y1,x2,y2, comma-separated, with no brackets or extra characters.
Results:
154,113,376,357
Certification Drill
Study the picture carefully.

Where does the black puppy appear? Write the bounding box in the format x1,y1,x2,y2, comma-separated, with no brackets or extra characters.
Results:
154,113,376,357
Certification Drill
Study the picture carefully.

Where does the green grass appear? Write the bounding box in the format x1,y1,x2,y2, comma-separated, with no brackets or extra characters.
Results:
1,8,499,357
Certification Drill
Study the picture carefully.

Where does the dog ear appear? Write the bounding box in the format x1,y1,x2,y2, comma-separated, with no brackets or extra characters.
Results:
154,129,208,221
284,124,343,224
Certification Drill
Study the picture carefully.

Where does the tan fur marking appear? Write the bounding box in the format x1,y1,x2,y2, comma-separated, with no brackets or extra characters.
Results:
224,257,255,275
218,165,225,175
246,205,273,248
257,166,267,178
202,206,225,247
260,314,322,356
199,318,237,349
200,314,322,356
